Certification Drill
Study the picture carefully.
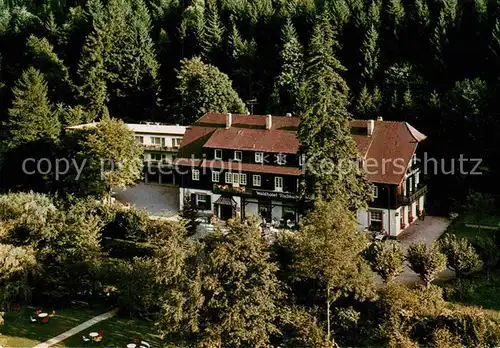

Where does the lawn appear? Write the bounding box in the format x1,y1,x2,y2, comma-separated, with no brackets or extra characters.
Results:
460,214,500,227
54,315,163,348
0,304,106,348
441,269,500,312
446,224,498,240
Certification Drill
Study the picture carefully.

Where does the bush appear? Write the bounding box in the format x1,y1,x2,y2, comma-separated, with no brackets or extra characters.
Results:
102,207,150,241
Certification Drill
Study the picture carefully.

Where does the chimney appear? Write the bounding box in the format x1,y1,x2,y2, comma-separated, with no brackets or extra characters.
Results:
377,116,383,121
266,114,272,130
226,113,232,128
367,119,375,136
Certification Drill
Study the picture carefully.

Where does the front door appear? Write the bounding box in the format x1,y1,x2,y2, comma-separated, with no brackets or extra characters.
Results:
220,204,233,220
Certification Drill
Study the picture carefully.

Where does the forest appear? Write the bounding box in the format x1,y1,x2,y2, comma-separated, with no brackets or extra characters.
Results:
0,0,499,207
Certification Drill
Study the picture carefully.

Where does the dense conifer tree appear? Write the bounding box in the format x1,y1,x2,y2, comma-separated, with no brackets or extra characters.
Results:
298,13,372,209
5,67,60,148
271,18,304,115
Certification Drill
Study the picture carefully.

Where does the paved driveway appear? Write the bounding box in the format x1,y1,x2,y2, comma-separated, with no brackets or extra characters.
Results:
395,216,453,286
113,183,180,217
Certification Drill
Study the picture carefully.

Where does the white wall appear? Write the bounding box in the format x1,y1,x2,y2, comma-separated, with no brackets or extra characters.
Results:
419,195,425,211
356,208,404,236
139,133,182,148
357,208,369,231
272,200,283,221
245,201,259,218
411,201,417,221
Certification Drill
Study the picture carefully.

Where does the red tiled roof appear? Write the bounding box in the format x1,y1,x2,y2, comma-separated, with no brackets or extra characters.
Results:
174,158,302,176
178,113,427,185
361,121,426,185
203,128,300,154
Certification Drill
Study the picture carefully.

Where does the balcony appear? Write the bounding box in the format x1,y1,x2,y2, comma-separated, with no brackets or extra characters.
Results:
398,183,428,206
141,144,179,152
212,184,298,201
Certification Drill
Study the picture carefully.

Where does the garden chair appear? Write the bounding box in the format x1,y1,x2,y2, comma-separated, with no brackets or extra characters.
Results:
97,329,104,337
49,310,56,317
35,309,41,315
140,341,150,348
41,316,49,324
82,336,90,343
30,316,37,323
94,336,102,342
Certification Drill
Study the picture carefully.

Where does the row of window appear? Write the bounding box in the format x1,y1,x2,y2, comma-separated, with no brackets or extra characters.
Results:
213,149,306,166
192,170,284,190
135,136,182,147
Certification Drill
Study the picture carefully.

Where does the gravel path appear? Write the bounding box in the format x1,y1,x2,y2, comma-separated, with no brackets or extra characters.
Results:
395,216,452,286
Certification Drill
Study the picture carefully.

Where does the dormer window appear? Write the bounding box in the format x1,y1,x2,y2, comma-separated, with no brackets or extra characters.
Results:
275,153,287,165
234,151,242,161
214,149,222,160
255,152,264,163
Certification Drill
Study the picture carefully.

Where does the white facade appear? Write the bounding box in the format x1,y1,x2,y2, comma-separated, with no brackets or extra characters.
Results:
180,189,296,224
357,193,425,237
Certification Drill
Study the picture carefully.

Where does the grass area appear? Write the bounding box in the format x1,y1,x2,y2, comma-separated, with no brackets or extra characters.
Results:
460,214,500,227
446,224,498,240
54,315,163,348
441,268,500,312
0,304,106,348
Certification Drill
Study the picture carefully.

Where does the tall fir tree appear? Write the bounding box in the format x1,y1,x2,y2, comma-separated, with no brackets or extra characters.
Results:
78,0,160,120
367,0,381,28
201,0,224,64
330,0,350,29
386,0,405,37
359,24,379,85
5,67,60,148
25,35,75,104
489,18,500,76
298,13,372,209
230,20,257,102
271,18,304,115
77,21,110,120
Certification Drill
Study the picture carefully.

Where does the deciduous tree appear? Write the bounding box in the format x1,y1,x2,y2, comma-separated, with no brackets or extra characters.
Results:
78,118,143,203
157,218,283,347
295,198,375,339
176,57,246,124
407,242,446,287
363,241,404,282
439,234,480,278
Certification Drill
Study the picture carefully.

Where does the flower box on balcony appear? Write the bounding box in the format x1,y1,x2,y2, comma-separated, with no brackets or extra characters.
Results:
409,216,414,223
400,223,406,229
215,184,246,193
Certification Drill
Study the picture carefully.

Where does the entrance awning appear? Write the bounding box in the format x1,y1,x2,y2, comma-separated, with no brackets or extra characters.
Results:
214,196,237,207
